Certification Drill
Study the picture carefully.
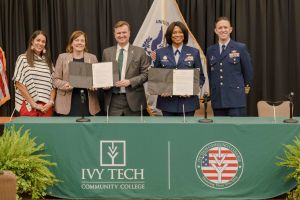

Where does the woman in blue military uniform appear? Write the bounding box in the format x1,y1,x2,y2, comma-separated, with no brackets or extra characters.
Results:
153,21,205,116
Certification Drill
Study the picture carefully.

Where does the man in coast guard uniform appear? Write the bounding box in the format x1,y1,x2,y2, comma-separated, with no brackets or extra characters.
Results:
206,17,253,116
154,21,205,116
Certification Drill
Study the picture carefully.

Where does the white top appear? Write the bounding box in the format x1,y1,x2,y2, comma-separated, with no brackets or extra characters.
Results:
13,54,53,112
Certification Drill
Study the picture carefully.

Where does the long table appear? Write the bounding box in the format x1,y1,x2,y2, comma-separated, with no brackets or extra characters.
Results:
5,117,299,199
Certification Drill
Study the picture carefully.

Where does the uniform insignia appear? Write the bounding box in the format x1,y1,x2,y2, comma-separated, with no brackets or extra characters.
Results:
229,50,240,58
162,55,168,61
184,55,194,61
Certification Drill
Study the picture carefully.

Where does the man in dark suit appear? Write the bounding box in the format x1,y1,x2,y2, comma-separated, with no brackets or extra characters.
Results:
102,21,149,116
206,16,253,116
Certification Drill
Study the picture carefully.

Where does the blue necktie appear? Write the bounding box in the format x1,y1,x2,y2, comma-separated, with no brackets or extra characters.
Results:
175,49,180,63
220,45,226,55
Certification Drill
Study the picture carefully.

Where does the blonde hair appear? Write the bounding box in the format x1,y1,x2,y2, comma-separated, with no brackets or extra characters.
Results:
113,21,131,33
66,30,88,53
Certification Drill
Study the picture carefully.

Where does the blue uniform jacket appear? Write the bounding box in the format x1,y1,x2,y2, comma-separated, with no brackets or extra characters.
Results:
206,40,253,109
154,45,205,113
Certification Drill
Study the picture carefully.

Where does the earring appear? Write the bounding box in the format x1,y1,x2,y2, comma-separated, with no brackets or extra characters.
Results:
43,49,46,54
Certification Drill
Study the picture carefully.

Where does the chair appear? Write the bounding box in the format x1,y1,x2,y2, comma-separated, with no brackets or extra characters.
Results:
257,100,290,117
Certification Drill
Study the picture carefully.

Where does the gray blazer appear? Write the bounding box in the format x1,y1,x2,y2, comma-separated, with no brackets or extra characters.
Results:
53,52,100,115
102,44,149,112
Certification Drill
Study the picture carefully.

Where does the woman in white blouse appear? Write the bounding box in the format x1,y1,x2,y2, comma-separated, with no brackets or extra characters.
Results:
13,30,55,116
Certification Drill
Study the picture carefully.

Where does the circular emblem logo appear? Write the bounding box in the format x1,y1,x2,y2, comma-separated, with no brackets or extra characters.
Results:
195,141,243,189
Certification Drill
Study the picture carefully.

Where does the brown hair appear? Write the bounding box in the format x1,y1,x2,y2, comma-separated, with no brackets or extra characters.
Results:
165,21,188,45
26,30,52,72
215,16,232,27
113,21,131,33
66,30,88,53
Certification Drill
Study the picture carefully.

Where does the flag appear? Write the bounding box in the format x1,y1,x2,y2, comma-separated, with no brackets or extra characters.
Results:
201,147,239,184
0,47,10,106
133,0,209,96
133,0,209,115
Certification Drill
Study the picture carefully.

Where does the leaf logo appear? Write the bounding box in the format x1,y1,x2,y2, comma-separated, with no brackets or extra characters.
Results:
100,140,126,166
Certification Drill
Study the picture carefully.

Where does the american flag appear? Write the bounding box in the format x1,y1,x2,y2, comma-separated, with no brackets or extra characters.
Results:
0,47,10,106
201,147,238,184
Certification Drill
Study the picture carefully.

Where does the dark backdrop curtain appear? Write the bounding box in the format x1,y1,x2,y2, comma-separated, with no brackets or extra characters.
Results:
1,0,300,116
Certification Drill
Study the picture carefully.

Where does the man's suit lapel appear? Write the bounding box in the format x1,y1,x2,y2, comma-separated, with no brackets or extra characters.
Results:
125,45,134,74
108,47,118,80
111,46,117,61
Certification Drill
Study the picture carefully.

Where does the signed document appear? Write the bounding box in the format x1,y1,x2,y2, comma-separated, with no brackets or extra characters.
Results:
148,68,200,95
69,61,117,88
92,62,113,88
173,69,194,95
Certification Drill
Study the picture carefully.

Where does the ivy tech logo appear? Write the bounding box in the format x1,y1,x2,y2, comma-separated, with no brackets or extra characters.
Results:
100,140,126,166
195,141,244,189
